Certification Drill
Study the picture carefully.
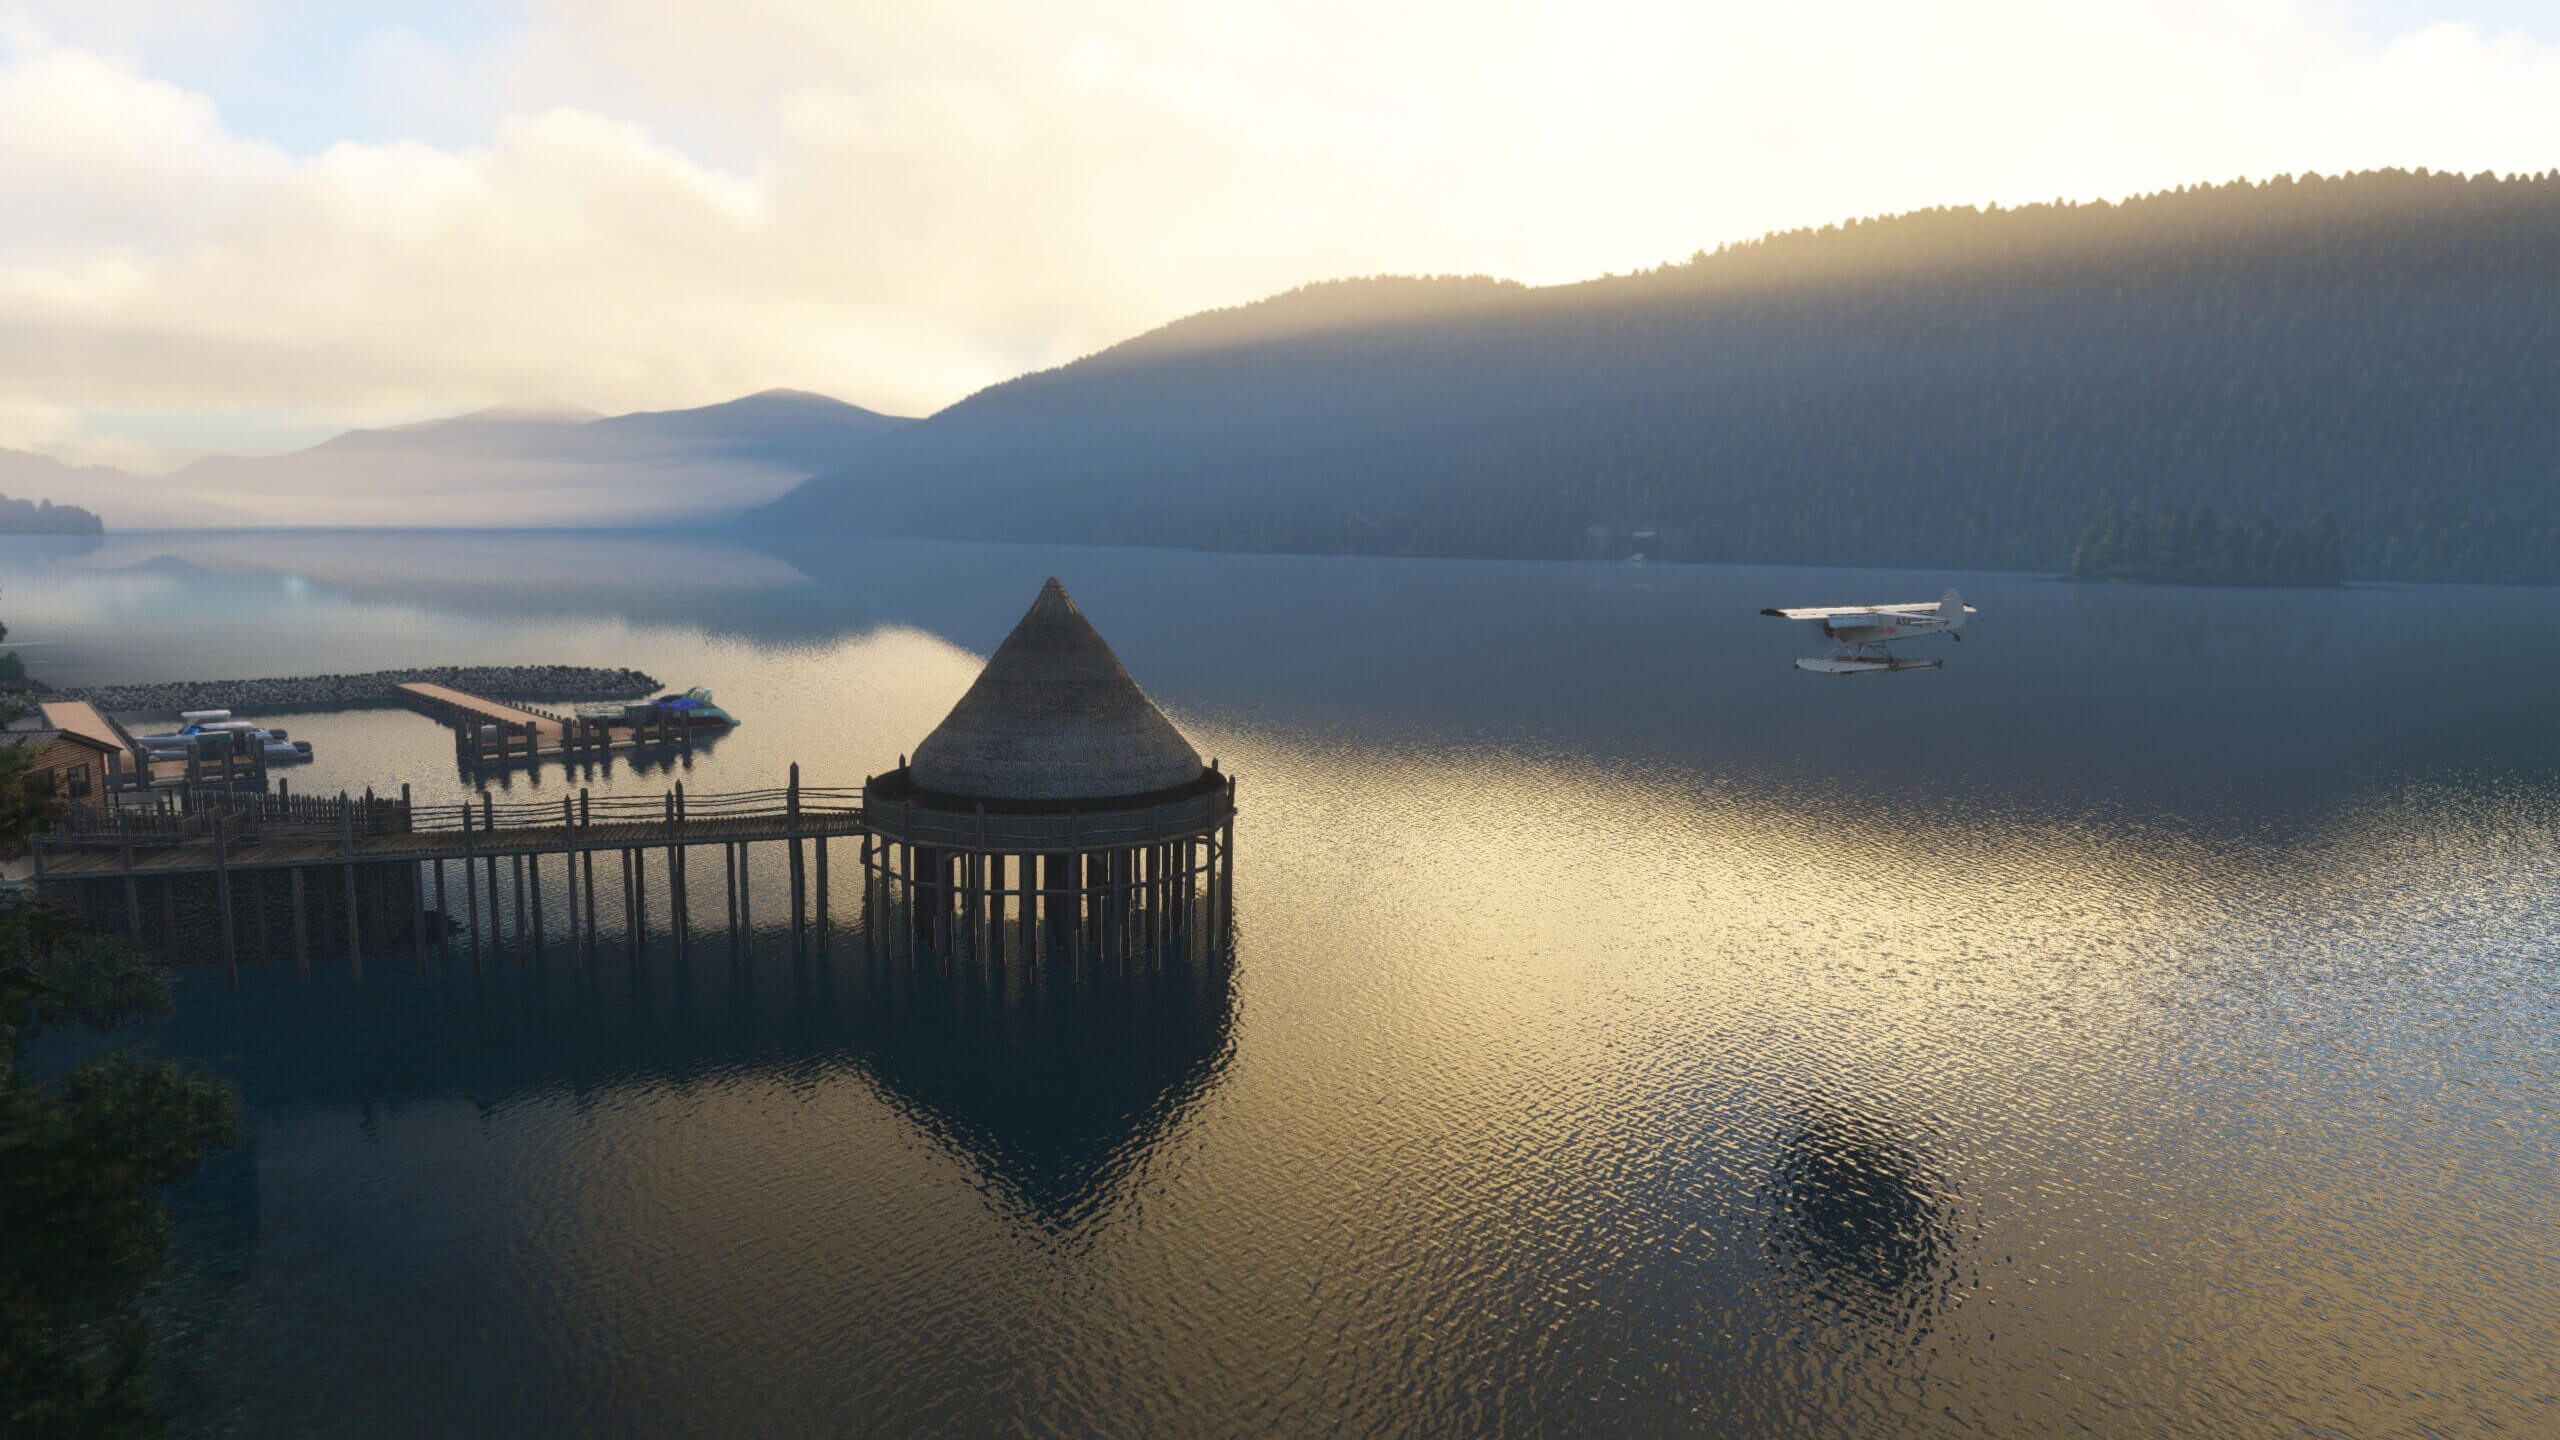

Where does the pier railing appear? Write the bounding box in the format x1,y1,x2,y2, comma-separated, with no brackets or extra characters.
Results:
40,783,868,853
45,790,414,848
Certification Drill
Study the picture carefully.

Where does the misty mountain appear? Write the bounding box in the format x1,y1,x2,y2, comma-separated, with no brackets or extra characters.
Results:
160,389,908,527
749,169,2560,585
0,449,253,530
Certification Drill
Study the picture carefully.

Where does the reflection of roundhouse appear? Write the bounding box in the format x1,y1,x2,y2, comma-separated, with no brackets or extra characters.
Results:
846,937,1233,1222
861,578,1234,965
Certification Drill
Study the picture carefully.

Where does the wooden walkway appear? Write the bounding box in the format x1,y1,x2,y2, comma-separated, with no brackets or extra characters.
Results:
394,683,565,748
34,783,865,880
394,681,693,768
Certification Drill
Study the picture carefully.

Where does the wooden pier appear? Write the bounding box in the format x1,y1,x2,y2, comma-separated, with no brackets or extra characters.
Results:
394,682,695,769
32,770,865,979
29,762,1233,985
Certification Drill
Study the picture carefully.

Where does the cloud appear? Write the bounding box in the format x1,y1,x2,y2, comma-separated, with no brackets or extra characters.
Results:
0,1,2557,471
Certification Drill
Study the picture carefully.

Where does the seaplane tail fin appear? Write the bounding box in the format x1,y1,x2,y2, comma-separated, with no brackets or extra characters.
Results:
1938,588,1966,630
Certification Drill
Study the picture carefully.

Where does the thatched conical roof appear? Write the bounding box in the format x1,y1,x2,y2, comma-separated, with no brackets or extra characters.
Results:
909,578,1203,802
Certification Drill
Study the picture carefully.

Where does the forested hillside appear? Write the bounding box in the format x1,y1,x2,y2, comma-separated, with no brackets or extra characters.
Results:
0,491,103,534
751,169,2560,583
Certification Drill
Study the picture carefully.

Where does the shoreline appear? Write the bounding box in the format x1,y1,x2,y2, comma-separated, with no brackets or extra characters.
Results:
35,665,661,716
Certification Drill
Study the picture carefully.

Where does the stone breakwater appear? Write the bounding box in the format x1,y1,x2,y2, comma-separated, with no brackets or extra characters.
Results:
48,666,661,715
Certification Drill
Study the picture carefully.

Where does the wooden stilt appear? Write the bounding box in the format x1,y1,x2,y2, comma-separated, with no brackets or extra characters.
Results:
121,828,142,936
292,865,309,980
257,870,273,965
581,790,597,947
664,793,685,955
435,859,450,962
787,764,806,953
815,834,830,943
340,797,363,979
858,835,874,960
464,825,484,973
212,811,238,985
627,848,644,961
562,796,581,964
724,840,738,944
528,847,544,957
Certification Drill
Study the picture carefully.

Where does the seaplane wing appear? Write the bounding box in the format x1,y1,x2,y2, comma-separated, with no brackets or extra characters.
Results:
1761,588,1978,674
1758,600,1977,621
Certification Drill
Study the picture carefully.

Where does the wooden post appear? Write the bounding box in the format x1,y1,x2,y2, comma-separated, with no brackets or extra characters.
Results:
257,870,273,965
736,841,751,954
463,797,483,972
341,796,363,978
212,810,238,984
435,858,450,963
511,853,528,962
121,832,142,937
858,834,875,959
815,831,830,943
581,790,597,948
724,839,738,945
626,847,645,961
1221,775,1237,937
292,864,309,981
561,795,581,964
665,791,686,954
788,763,806,952
527,847,544,958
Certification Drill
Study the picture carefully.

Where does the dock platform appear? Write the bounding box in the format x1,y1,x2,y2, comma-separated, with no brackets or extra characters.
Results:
394,682,694,768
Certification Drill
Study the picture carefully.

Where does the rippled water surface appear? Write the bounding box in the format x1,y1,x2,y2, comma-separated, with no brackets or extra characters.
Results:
10,532,2560,1437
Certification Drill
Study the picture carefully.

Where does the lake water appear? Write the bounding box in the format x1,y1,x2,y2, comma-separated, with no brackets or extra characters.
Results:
9,531,2559,1438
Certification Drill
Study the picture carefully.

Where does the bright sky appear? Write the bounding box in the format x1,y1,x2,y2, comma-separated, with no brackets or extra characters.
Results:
2,0,2556,470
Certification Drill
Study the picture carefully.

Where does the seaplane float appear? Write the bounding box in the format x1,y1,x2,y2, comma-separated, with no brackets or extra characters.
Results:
1760,589,1977,674
134,709,314,762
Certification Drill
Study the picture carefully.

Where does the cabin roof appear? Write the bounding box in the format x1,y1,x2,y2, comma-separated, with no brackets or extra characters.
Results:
908,578,1203,803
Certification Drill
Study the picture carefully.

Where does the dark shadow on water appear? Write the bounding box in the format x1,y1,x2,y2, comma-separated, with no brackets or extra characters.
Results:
1767,1107,1963,1338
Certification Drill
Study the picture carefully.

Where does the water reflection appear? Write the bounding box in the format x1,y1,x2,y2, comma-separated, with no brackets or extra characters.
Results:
842,939,1234,1227
1767,1107,1962,1336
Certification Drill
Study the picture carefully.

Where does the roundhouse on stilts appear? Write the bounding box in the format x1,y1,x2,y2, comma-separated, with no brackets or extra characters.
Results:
860,578,1236,971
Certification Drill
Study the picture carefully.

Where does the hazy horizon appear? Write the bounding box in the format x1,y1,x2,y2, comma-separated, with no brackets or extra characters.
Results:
4,0,2558,471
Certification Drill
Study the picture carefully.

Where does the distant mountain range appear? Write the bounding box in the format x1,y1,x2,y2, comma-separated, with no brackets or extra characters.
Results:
749,168,2560,585
12,389,909,529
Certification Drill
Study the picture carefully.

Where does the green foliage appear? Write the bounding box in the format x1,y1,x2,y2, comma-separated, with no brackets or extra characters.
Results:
1,708,231,1437
1,1050,237,1438
2070,507,2344,586
0,744,67,851
753,168,2560,585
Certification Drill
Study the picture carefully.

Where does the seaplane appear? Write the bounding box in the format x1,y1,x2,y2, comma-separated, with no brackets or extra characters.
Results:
1760,588,1977,674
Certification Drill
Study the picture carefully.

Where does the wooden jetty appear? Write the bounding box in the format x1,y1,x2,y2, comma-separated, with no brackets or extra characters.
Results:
32,770,864,979
29,761,1231,984
394,681,694,769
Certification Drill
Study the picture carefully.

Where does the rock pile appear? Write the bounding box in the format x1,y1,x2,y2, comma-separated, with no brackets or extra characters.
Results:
47,665,662,715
